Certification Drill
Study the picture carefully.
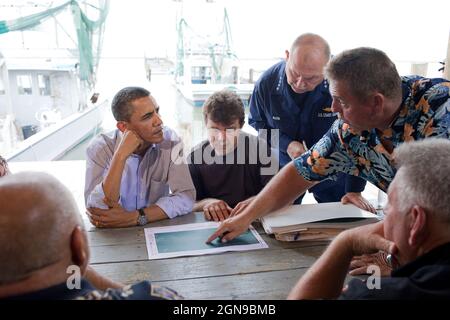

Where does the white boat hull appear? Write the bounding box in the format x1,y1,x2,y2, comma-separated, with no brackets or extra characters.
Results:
6,102,107,162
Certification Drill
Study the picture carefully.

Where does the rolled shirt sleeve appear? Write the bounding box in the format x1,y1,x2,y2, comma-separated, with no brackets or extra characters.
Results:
84,135,114,209
154,138,195,219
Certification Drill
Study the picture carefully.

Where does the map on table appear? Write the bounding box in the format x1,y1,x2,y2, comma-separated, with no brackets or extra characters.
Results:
144,221,268,260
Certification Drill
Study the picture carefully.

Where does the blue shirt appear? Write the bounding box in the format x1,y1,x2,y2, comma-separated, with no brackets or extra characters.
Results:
249,61,366,197
84,127,195,219
294,76,450,191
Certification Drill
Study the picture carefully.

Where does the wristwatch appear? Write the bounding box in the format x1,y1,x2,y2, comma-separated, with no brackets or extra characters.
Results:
137,208,148,226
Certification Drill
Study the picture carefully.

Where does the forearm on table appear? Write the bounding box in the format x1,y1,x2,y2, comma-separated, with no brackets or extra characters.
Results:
288,233,353,300
193,198,219,212
142,204,169,223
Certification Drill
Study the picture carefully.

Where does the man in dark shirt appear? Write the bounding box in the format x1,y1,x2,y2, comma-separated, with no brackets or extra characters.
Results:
188,90,277,221
0,172,182,300
288,139,450,299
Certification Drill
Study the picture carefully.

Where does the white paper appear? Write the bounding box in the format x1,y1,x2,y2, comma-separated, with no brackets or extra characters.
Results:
261,202,380,234
144,221,268,260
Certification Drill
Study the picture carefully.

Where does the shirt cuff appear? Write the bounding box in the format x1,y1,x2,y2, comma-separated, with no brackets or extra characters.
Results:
155,195,194,219
293,153,315,182
345,176,367,193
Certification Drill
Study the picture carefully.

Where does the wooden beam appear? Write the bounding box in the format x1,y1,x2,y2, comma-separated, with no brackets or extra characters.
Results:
445,31,450,79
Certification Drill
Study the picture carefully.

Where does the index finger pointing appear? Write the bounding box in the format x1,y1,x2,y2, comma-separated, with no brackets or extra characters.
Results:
206,224,228,243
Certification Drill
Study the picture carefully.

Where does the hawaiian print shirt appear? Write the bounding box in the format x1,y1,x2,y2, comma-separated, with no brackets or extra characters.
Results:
294,76,450,192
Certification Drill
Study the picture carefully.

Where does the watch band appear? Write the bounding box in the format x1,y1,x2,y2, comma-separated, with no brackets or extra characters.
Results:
137,208,148,226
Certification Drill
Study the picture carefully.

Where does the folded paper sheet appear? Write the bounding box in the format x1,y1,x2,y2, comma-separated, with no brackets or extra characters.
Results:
144,221,268,260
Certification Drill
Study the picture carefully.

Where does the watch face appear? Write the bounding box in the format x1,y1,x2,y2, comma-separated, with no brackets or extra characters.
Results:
138,213,147,226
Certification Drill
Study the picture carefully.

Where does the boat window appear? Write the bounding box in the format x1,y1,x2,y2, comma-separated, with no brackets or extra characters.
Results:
16,74,33,95
191,66,211,84
38,74,51,96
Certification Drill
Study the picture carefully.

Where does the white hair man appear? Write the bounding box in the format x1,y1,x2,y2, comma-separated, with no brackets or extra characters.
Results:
288,138,450,299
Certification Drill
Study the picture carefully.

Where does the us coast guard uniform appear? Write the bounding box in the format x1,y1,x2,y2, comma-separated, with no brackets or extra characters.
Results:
249,61,366,203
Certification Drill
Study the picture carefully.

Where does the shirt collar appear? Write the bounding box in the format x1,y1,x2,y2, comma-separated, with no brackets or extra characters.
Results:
129,144,157,159
389,79,412,130
392,242,450,278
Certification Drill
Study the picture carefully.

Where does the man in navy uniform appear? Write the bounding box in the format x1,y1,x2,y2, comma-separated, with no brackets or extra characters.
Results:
249,33,372,211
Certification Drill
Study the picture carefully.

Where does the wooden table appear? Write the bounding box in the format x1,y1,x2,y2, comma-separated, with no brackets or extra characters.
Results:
10,160,364,300
88,213,330,300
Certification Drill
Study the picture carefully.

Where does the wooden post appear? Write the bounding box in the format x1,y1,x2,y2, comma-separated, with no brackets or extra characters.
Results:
445,32,450,79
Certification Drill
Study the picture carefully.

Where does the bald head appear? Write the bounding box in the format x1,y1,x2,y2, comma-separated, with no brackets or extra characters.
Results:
290,33,330,64
0,172,84,284
285,33,330,94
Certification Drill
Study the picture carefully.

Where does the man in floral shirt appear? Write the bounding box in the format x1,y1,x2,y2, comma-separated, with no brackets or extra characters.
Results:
208,47,450,244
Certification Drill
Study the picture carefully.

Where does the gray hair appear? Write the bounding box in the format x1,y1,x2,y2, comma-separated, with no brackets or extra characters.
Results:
0,172,84,284
325,47,402,103
111,86,150,122
391,138,450,222
290,33,331,61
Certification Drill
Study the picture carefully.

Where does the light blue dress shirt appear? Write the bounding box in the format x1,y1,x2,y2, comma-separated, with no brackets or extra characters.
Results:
84,127,195,219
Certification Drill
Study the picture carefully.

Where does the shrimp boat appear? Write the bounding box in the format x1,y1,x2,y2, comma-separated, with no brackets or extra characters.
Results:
173,2,254,107
0,0,109,161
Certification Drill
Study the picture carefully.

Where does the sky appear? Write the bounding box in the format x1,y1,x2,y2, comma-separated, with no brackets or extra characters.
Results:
1,0,449,65
99,0,450,62
1,0,449,97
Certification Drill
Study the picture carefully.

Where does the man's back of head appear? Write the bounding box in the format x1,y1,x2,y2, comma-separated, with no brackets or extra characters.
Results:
325,47,402,103
0,172,86,297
